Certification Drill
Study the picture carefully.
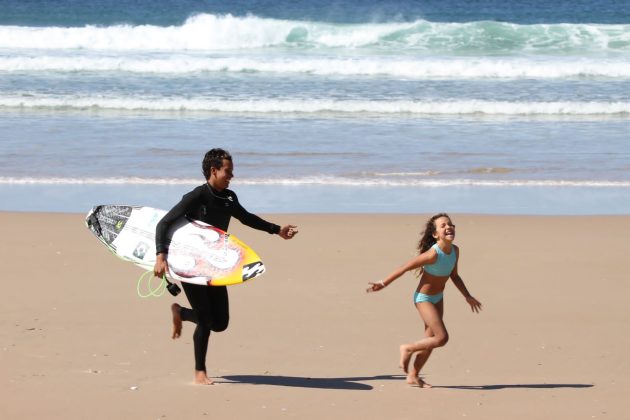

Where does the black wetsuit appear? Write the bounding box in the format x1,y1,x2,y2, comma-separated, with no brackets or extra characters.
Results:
156,183,280,371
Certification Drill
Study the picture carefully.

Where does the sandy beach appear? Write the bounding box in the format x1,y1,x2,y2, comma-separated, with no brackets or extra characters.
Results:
1,211,628,419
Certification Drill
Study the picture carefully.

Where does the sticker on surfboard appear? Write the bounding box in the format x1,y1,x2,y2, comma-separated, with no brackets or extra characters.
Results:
85,205,266,286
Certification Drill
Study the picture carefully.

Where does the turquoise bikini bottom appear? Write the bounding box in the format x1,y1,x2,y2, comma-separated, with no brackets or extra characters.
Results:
414,291,444,304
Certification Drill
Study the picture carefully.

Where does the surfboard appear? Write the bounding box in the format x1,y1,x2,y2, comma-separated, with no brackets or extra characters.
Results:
85,205,266,286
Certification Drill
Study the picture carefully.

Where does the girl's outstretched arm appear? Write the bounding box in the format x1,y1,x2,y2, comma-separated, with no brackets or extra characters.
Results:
451,273,482,313
366,249,436,293
449,249,482,312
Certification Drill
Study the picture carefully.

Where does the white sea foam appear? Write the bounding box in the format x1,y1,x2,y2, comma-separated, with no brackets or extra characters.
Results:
2,95,630,116
3,55,630,80
0,14,376,51
0,14,628,53
0,177,199,185
2,176,629,188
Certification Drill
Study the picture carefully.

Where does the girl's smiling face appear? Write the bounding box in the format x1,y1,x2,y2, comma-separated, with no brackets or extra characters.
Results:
432,216,456,243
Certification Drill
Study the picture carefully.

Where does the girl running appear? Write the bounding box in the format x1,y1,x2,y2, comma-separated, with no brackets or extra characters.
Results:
367,213,482,387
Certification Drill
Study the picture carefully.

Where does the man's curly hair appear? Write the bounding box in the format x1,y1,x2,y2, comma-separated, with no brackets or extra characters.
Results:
202,148,232,179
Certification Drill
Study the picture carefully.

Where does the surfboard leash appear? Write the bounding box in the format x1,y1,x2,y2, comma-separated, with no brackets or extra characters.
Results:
96,242,181,298
136,270,167,298
136,271,182,298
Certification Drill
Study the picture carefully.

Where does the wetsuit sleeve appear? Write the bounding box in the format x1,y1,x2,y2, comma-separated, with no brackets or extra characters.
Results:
231,194,280,235
155,189,201,254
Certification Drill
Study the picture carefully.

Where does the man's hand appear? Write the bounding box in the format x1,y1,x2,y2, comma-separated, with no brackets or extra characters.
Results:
279,225,298,240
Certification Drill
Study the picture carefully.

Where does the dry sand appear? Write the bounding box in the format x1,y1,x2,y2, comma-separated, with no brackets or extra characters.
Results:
1,212,628,419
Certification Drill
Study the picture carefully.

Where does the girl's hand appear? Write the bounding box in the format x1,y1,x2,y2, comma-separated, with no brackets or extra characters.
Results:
466,295,483,313
366,281,386,293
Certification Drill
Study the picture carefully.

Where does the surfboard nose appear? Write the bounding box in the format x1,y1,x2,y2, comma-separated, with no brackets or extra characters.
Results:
85,205,102,235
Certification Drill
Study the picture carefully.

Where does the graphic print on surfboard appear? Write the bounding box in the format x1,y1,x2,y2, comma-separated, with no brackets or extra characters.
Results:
85,205,265,286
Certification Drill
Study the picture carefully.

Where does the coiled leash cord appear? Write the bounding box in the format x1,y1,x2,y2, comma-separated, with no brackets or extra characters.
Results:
136,271,181,298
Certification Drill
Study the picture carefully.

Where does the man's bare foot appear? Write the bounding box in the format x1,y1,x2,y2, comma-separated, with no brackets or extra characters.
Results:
399,344,413,373
171,303,182,339
194,370,214,385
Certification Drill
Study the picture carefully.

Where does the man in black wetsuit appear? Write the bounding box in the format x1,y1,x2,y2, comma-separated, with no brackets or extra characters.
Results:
153,148,298,385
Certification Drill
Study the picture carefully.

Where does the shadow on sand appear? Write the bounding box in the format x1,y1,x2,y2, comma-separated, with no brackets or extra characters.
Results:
219,375,594,391
218,374,404,390
433,383,594,390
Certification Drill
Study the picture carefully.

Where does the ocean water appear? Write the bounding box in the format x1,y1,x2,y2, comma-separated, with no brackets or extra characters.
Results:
1,0,629,214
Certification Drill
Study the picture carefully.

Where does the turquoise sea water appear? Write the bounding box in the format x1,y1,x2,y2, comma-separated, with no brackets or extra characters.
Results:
1,0,629,214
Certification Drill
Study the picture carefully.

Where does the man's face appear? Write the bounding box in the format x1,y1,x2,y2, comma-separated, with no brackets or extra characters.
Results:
211,159,234,191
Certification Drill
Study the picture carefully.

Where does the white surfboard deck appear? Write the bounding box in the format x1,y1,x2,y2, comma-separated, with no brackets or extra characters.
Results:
85,205,265,286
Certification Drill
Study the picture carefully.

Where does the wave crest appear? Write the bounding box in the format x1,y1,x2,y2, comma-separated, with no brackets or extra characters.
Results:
3,55,630,79
2,176,629,188
2,96,630,116
0,14,629,54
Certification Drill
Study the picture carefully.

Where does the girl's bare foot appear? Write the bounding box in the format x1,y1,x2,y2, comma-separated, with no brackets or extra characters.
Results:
171,303,182,339
407,365,419,384
399,344,413,373
406,373,432,388
194,370,214,385
406,373,421,386
418,377,432,388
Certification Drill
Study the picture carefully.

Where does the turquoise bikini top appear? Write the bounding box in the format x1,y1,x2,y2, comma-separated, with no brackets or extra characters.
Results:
423,243,456,276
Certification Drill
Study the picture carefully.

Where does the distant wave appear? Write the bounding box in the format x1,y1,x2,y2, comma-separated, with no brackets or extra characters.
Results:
2,96,630,116
0,14,628,54
0,177,200,185
2,176,629,188
3,55,630,79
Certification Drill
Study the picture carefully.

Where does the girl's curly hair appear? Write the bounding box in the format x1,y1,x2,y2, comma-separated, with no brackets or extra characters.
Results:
417,213,451,254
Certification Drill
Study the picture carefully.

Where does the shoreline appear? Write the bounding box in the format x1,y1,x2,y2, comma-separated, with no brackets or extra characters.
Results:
3,183,630,215
2,212,628,419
